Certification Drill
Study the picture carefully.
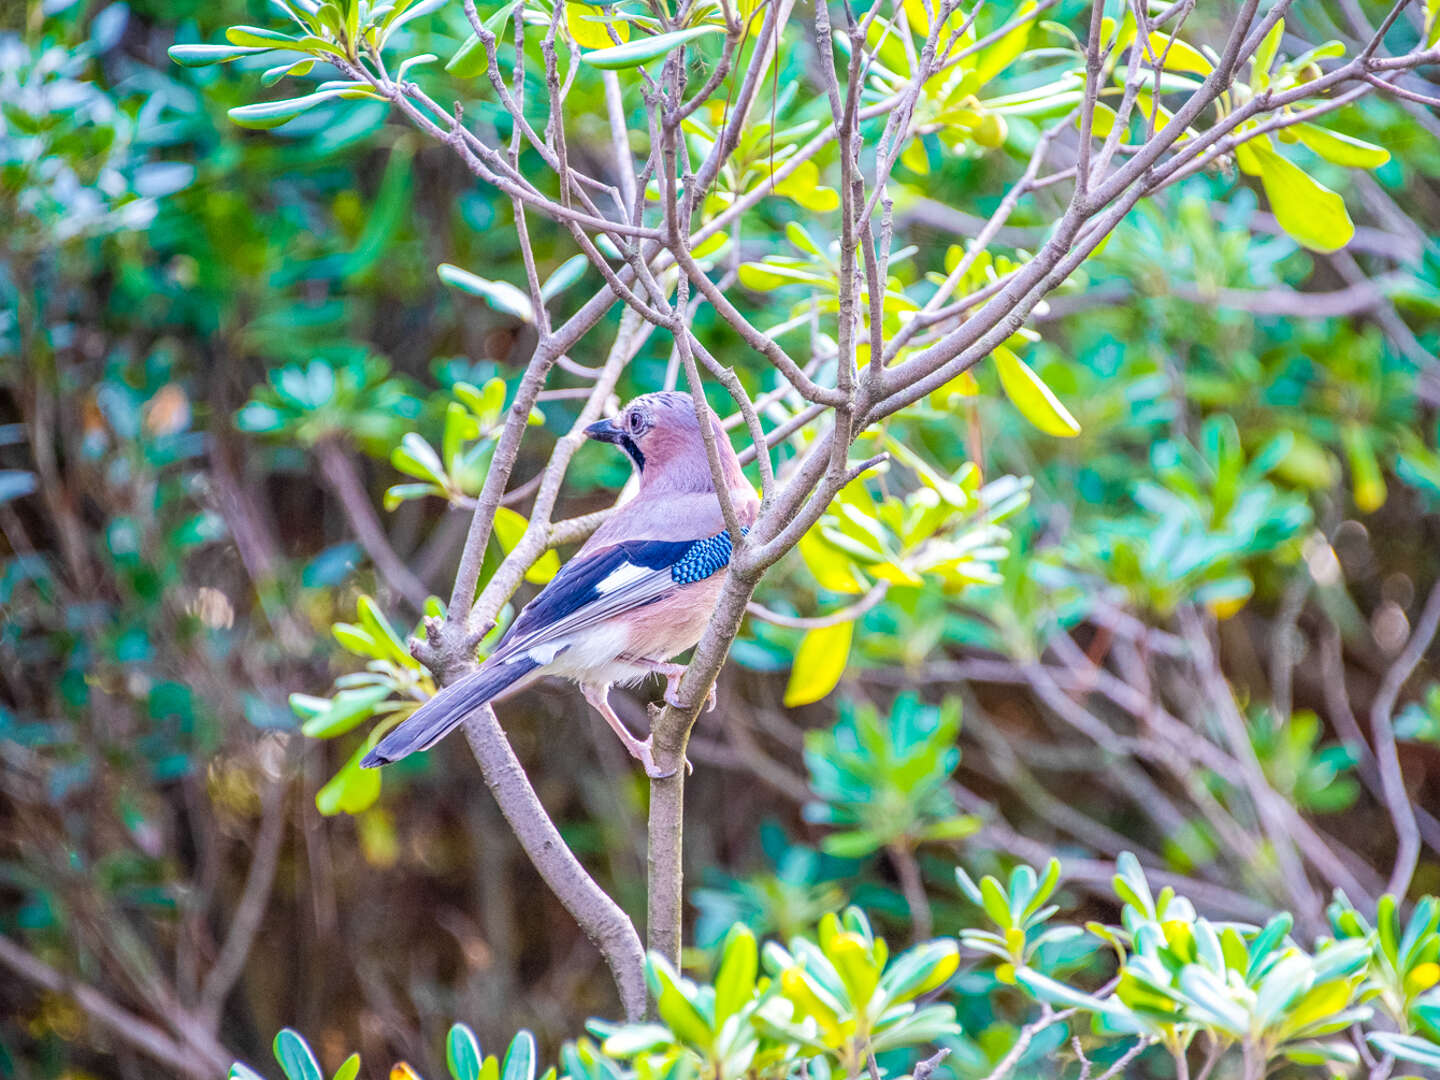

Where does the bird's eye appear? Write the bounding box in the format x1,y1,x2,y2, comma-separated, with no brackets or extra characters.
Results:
628,411,645,433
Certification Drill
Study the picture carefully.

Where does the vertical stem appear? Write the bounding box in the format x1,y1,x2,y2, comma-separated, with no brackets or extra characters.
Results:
645,724,690,966
645,572,758,968
463,705,648,1019
889,842,932,942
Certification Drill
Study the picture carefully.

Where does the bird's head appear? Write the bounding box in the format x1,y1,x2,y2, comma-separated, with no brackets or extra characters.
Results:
586,391,747,495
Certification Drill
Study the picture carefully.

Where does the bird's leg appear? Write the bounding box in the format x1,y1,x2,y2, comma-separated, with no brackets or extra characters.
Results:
581,682,675,779
620,655,717,713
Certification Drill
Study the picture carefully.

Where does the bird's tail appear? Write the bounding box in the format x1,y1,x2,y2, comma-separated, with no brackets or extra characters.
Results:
361,655,540,768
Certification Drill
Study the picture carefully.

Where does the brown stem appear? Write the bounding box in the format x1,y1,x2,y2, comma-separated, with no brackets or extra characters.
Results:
462,704,647,1019
889,842,932,943
0,935,231,1079
316,438,431,613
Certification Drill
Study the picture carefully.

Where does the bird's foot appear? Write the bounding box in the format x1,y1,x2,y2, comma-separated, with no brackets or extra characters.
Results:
661,670,716,714
631,735,691,779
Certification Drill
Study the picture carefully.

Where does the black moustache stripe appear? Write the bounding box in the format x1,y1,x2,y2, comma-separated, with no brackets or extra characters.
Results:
620,435,645,471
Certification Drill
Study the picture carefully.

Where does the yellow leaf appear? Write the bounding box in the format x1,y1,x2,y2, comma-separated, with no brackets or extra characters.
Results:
1143,31,1212,75
929,368,979,407
900,136,929,175
492,505,561,584
565,2,627,50
1293,124,1390,169
391,1064,423,1080
1208,593,1249,620
1286,979,1352,1033
1079,102,1118,139
779,967,842,1035
993,345,1081,437
359,808,400,868
867,560,925,587
798,528,866,594
1342,422,1387,512
774,160,840,212
783,621,853,707
1405,962,1440,996
973,112,1007,148
1234,132,1266,176
316,741,382,816
1250,141,1354,253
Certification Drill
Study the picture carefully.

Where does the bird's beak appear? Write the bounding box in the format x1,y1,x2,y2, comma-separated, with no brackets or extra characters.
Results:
585,418,625,444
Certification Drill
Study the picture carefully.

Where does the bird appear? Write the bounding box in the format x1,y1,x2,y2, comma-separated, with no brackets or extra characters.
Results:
360,391,760,778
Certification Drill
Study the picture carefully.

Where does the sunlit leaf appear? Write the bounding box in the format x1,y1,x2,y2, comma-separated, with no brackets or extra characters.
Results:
492,506,561,584
993,346,1081,437
579,25,722,69
437,264,536,322
1249,141,1354,253
316,739,384,815
169,42,270,66
783,621,854,706
565,2,628,49
1293,124,1390,169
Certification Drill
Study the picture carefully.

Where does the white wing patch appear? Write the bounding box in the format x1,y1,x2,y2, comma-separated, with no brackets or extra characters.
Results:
595,562,651,594
521,642,567,664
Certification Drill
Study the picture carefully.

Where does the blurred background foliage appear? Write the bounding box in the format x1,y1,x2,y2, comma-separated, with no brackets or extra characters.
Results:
2,0,1440,1076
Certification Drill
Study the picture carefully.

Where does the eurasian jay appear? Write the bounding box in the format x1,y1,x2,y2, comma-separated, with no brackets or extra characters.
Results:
361,391,759,777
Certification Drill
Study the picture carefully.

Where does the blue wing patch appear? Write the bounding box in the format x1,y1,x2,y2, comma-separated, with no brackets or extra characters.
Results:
671,529,734,585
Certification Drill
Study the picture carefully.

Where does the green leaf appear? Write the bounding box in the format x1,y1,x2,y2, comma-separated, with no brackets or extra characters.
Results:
785,221,821,256
919,816,982,842
1016,968,1119,1014
648,955,713,1049
501,1032,536,1080
713,923,758,1024
979,875,1012,930
1282,1041,1358,1067
1250,141,1354,253
993,345,1081,437
274,1029,323,1080
392,436,448,490
262,58,318,86
579,25,724,69
1252,18,1284,86
231,1067,269,1080
169,42,271,66
226,25,303,48
540,254,590,302
316,739,384,816
228,91,344,130
783,621,854,706
357,594,411,666
1342,421,1387,512
447,32,489,77
438,264,536,322
385,482,443,510
333,1054,361,1080
300,684,394,738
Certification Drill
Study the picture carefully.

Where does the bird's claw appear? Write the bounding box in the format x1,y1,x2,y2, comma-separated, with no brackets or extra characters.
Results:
663,679,716,714
634,736,690,779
